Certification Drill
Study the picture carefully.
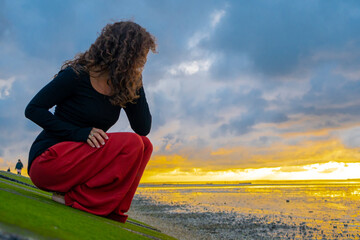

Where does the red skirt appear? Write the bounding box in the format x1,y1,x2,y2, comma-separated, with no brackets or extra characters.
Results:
29,132,153,223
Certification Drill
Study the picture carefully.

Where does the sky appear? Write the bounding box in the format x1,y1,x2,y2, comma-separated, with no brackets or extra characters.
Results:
1,0,360,182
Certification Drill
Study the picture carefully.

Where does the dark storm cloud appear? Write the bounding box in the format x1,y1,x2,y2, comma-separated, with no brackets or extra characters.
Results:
208,88,288,136
205,1,360,78
217,108,289,136
3,0,224,67
301,76,360,112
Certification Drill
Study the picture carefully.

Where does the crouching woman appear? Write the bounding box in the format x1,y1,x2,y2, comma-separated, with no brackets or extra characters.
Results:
25,21,156,223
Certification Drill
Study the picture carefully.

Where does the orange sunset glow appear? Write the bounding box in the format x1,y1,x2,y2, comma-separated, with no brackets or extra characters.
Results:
141,137,360,183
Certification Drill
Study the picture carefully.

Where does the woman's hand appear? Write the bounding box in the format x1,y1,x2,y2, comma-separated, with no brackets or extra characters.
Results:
87,127,108,148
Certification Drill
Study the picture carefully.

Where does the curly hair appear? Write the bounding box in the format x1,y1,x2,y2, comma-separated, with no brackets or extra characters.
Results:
58,21,157,107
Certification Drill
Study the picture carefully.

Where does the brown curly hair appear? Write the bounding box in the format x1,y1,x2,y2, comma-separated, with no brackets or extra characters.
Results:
58,21,157,107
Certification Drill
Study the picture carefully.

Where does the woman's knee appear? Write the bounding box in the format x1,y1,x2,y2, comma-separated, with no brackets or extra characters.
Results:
140,136,153,153
108,132,144,152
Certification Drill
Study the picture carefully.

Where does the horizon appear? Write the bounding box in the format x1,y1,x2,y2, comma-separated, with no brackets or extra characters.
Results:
3,169,360,184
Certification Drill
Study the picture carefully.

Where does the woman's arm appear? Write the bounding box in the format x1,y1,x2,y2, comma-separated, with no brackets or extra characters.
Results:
25,67,92,141
124,86,152,136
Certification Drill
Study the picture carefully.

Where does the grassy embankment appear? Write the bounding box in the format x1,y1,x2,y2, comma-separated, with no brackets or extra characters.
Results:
0,171,176,240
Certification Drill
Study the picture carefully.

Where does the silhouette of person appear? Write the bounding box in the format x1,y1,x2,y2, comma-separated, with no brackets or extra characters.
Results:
7,167,10,172
15,159,23,175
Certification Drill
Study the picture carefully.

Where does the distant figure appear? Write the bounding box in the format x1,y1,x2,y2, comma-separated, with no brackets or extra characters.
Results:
15,159,23,175
7,167,10,172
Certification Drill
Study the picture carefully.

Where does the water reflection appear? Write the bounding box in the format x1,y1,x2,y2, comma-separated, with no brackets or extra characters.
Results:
133,180,360,239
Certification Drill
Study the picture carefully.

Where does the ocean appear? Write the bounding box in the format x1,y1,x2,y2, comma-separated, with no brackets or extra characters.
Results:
128,180,360,239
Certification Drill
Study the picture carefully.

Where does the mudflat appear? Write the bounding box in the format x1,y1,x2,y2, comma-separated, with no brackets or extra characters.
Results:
129,180,360,239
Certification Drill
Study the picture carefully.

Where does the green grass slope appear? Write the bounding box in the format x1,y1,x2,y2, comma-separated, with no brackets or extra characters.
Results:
0,171,35,185
0,171,176,240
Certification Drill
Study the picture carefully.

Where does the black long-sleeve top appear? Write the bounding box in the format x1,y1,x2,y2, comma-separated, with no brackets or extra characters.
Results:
15,162,23,170
25,66,151,173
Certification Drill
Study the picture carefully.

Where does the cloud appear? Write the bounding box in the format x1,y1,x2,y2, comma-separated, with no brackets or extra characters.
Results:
210,9,226,28
187,7,227,49
319,168,338,174
168,58,213,75
274,166,307,173
168,138,360,171
168,7,226,76
335,126,360,149
0,77,15,98
210,88,289,136
204,1,360,78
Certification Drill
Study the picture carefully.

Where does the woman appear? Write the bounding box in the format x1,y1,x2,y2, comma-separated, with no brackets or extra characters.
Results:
25,21,156,223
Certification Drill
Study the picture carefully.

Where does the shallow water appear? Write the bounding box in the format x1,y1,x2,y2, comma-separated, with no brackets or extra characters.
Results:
130,180,360,239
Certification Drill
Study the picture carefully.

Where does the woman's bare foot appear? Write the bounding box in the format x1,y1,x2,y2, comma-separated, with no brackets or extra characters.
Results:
52,192,65,205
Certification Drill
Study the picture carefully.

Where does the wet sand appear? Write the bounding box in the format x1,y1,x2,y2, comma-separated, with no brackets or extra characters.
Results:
128,181,360,239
